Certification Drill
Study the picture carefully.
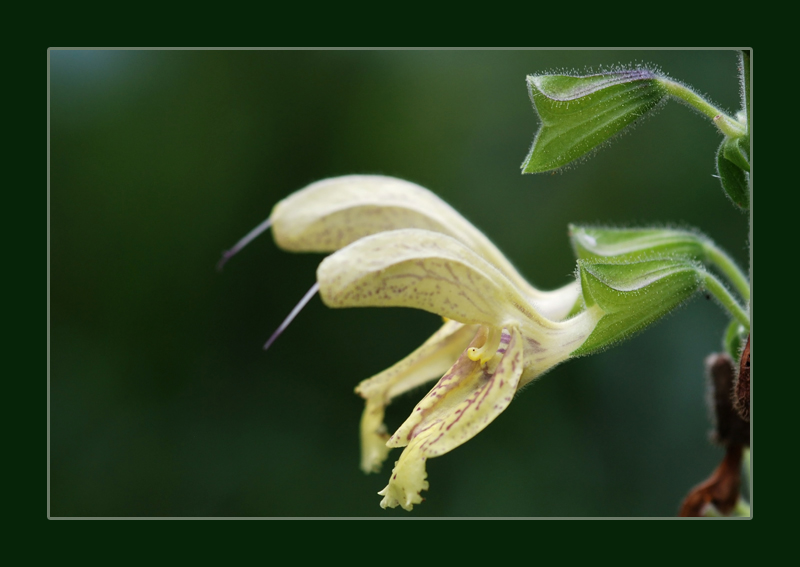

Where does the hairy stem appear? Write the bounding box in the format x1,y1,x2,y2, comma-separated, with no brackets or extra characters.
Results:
660,79,746,138
703,242,750,301
741,50,751,129
702,271,750,330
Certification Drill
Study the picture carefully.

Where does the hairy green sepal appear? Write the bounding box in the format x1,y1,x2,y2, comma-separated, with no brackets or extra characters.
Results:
573,258,702,356
569,225,708,263
522,70,667,173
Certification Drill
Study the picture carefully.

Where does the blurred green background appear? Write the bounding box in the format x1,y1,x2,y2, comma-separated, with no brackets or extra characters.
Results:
49,49,749,517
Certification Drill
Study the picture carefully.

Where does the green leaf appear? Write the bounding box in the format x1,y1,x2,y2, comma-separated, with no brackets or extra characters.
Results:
569,225,708,263
716,139,750,210
522,69,667,173
573,258,702,356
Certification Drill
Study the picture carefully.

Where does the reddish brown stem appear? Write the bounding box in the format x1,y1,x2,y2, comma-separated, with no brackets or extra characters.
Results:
679,444,743,517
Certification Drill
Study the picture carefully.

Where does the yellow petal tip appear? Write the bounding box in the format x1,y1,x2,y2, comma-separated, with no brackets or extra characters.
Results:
359,397,393,473
376,455,429,511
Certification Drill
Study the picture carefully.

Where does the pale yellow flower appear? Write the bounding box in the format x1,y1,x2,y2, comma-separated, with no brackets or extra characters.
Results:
222,175,598,511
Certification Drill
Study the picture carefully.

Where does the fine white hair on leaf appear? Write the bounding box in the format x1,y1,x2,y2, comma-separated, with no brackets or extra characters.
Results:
522,96,669,175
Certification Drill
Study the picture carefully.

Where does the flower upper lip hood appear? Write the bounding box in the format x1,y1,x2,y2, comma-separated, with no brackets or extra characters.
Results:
270,175,580,321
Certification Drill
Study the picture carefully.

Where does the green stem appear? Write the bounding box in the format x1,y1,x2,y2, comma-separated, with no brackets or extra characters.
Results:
702,271,750,330
743,447,751,506
741,50,751,130
660,79,746,138
703,242,750,301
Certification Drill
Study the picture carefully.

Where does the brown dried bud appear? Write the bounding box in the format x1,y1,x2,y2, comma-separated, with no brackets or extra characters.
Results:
734,335,750,422
680,352,751,517
706,353,749,447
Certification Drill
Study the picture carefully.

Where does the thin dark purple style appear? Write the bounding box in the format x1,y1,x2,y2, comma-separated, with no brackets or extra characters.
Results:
216,217,273,271
263,282,320,351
